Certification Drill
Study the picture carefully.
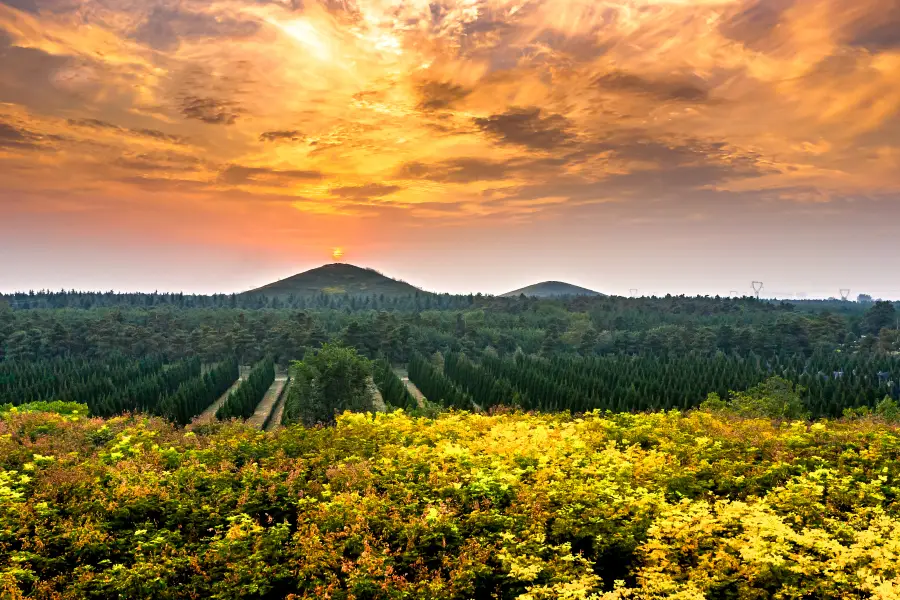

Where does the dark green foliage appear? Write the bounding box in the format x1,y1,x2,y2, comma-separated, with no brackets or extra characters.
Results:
216,357,275,420
282,343,373,426
408,352,472,410
443,352,517,410
372,359,416,410
0,355,165,408
90,357,201,418
862,301,897,335
468,351,899,418
3,291,899,419
157,358,239,426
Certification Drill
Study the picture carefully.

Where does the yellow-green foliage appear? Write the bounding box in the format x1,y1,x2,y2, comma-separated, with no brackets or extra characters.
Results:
1,408,899,599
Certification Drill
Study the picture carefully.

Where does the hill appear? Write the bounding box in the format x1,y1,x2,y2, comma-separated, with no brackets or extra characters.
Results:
243,263,424,297
501,280,603,298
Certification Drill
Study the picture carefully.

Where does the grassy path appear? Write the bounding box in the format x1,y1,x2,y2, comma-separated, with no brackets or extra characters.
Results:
394,368,425,408
264,379,289,432
188,367,248,428
368,376,386,412
247,376,288,430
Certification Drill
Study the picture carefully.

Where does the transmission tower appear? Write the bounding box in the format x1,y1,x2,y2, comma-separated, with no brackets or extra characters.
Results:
629,288,638,298
729,290,740,297
751,281,764,299
840,289,850,301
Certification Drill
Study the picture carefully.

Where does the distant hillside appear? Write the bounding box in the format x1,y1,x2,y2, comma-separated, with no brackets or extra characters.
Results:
243,263,425,297
501,281,603,298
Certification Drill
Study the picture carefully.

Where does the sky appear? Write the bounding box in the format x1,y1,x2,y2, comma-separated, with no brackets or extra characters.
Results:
1,0,899,298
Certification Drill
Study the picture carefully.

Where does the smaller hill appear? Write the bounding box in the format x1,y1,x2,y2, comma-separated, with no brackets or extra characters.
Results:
501,281,603,298
243,263,425,297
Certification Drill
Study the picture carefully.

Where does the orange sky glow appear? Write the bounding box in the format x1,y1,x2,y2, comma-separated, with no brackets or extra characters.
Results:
2,0,900,297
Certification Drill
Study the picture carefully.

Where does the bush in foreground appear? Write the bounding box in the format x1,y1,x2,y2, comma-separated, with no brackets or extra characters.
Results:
1,408,899,598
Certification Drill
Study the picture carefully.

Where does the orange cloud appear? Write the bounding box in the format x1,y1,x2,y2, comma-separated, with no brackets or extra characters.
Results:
0,0,898,234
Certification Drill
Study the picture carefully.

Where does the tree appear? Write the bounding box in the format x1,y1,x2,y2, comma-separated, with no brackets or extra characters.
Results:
862,301,896,336
541,323,563,357
719,377,809,420
282,343,372,426
579,328,598,356
876,396,900,422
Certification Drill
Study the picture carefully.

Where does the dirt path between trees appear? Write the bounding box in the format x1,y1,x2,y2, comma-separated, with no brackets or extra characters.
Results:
247,376,288,430
394,368,425,408
265,379,289,432
368,376,386,412
189,366,248,428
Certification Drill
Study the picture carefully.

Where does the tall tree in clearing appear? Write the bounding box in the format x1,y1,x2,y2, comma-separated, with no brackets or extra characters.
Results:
281,343,372,426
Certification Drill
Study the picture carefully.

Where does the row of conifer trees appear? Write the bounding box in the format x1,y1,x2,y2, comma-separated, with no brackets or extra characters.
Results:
216,357,275,420
407,352,472,410
436,350,900,418
372,359,416,410
442,352,520,411
158,358,239,425
88,357,201,417
1,355,165,407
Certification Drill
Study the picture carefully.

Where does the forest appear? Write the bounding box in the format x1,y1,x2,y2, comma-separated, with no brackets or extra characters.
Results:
2,293,899,421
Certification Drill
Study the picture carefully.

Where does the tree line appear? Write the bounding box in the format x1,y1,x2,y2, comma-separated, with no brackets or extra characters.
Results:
157,358,239,426
89,357,201,417
0,354,164,407
408,352,472,410
372,359,417,411
216,357,275,420
436,350,900,419
3,299,897,369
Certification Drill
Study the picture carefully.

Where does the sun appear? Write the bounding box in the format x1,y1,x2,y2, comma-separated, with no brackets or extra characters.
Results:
332,247,344,261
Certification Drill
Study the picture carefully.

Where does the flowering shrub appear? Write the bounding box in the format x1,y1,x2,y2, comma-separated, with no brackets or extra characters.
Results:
1,408,899,598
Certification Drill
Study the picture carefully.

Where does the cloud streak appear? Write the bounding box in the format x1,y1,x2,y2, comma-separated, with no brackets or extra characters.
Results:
0,0,898,242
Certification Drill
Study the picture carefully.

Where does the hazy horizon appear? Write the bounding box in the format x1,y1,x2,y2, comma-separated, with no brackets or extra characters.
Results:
2,0,899,299
2,256,896,301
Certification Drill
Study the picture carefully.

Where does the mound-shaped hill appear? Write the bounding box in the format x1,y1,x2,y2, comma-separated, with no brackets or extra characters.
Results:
501,281,603,298
243,263,425,297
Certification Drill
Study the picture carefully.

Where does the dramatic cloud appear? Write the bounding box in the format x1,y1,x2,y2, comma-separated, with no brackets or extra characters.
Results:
0,121,41,149
474,108,573,150
397,159,511,183
259,130,305,142
595,71,709,103
180,96,242,125
1,0,899,290
416,81,471,111
131,7,260,52
67,118,188,144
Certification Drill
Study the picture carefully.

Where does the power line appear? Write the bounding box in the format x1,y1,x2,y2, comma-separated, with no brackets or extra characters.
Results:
751,281,764,299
